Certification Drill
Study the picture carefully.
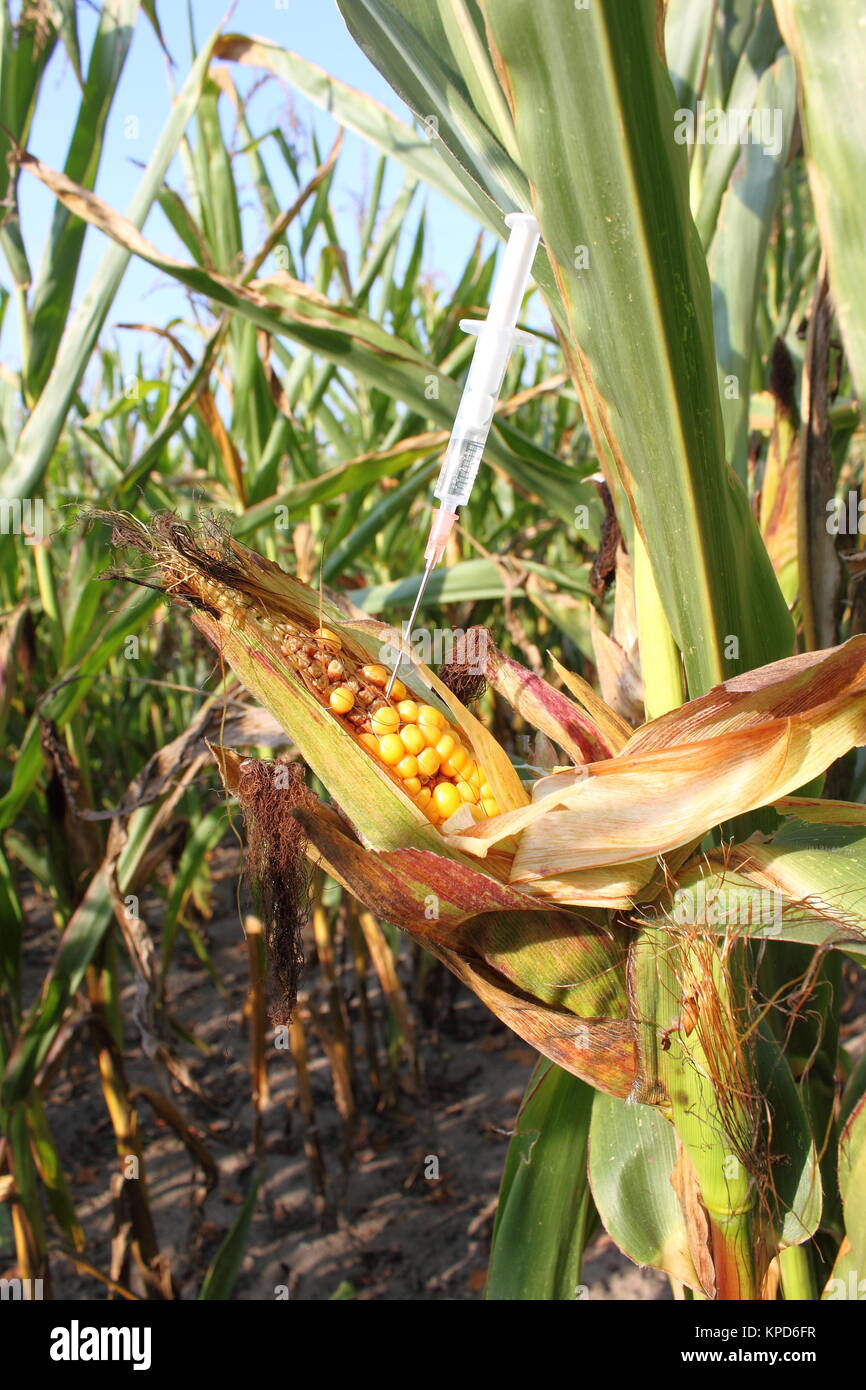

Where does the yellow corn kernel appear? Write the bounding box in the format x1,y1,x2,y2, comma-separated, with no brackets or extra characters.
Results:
479,781,491,798
378,734,405,765
359,732,379,754
361,663,389,687
456,779,477,803
329,685,355,714
417,704,446,731
396,754,419,780
371,706,400,736
435,733,457,761
441,746,468,777
399,724,426,756
397,699,419,724
417,746,442,777
418,721,442,748
390,678,408,701
469,767,484,789
432,782,462,820
402,776,422,795
416,785,432,807
481,797,500,817
315,626,341,647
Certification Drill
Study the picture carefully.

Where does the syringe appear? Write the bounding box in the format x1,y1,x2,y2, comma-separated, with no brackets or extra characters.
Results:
385,211,541,697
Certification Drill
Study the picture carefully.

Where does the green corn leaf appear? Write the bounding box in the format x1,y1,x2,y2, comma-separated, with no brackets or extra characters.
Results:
328,3,528,225
487,1060,595,1301
589,1089,702,1291
1,22,222,509
25,0,140,399
26,1095,85,1251
214,33,483,223
837,1090,866,1280
666,0,716,113
197,1173,260,1300
0,0,62,293
480,0,793,696
354,558,526,612
692,1,785,243
649,817,866,959
774,0,866,404
708,54,796,478
822,1237,864,1301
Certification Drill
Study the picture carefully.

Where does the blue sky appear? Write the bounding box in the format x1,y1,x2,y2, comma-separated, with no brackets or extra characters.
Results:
2,0,489,373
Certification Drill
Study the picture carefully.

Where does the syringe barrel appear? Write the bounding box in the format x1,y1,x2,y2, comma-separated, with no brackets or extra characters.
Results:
434,424,488,510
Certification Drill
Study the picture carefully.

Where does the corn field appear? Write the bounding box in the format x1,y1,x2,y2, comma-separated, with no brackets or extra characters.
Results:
1,0,866,1321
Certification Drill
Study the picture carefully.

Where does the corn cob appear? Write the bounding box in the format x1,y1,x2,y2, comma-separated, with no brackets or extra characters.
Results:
283,630,498,827
168,564,499,829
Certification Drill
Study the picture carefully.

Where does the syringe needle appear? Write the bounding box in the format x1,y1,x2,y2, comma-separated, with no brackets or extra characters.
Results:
385,555,436,698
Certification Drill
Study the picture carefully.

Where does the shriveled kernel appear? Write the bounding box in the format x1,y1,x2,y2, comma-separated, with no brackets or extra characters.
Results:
403,776,422,795
361,663,389,687
378,734,405,765
396,754,419,780
396,699,419,723
371,706,400,736
329,685,355,714
399,724,425,756
417,746,442,777
481,797,500,817
327,658,345,680
417,704,446,731
433,782,463,820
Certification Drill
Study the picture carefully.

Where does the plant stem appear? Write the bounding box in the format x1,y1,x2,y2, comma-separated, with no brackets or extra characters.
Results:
779,1244,817,1301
